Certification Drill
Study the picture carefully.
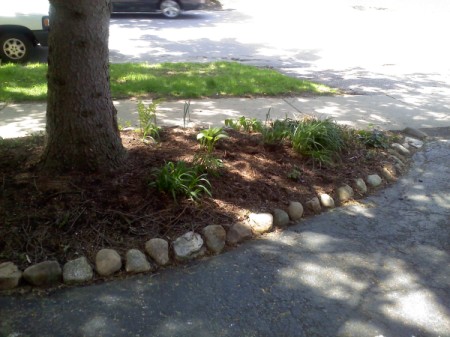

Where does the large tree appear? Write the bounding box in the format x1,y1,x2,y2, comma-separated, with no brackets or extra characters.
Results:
41,0,126,172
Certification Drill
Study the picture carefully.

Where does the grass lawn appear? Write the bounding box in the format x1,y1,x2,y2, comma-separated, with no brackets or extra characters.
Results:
0,61,335,102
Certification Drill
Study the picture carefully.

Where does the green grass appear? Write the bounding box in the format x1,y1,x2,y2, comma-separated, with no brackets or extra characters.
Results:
0,61,335,102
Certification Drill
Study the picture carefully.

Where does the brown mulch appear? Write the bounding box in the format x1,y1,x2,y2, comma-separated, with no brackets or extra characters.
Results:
0,127,403,271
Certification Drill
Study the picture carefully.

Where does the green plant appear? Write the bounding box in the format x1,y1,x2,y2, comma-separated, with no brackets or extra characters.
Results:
287,165,302,181
183,100,191,128
291,117,345,166
261,119,292,146
224,116,263,133
193,152,224,176
356,128,389,149
196,127,228,153
149,161,211,202
118,119,132,131
137,100,161,140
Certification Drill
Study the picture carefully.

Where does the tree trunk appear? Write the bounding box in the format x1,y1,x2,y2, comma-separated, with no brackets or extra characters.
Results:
42,0,126,172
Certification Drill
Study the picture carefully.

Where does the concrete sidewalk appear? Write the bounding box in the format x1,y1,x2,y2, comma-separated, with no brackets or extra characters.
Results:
1,93,449,138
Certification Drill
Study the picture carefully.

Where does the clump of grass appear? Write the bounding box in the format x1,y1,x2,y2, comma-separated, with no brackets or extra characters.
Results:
149,161,211,202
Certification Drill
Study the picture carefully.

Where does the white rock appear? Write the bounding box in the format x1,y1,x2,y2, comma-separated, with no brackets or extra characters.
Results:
319,194,335,208
145,238,170,266
404,136,424,149
366,174,383,187
202,225,226,254
0,262,22,290
126,249,152,273
391,143,411,156
173,232,204,261
63,257,93,285
95,249,122,276
248,213,273,234
288,201,304,220
354,178,367,194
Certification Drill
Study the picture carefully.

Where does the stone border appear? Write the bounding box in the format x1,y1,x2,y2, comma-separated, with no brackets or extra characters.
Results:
0,128,426,291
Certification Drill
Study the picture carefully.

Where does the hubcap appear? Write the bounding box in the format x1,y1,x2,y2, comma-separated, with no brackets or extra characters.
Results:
161,1,180,17
3,38,26,60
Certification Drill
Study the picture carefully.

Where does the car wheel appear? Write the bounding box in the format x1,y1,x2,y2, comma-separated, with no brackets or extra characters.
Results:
160,0,181,18
0,33,32,63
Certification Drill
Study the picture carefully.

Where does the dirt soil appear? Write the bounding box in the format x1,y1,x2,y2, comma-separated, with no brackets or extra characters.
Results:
0,127,403,272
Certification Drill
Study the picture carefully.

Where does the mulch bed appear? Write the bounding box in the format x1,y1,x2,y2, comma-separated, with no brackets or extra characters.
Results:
0,127,399,270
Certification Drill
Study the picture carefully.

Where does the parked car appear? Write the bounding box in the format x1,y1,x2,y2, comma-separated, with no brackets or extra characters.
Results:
0,1,50,63
112,0,205,18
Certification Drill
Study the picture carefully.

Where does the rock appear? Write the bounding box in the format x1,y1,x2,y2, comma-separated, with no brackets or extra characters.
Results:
145,238,170,266
366,174,382,187
337,184,354,203
63,257,93,285
404,136,424,149
389,155,405,167
173,232,204,261
125,249,152,273
272,209,290,227
354,178,367,194
288,201,304,221
381,165,397,182
202,225,226,254
391,143,411,156
305,197,321,214
0,262,22,290
319,194,335,208
387,149,407,163
95,249,122,276
403,127,427,140
248,213,273,234
23,261,62,286
226,222,253,245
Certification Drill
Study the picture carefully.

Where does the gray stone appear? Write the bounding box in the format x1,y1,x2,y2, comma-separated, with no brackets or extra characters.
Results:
226,222,253,245
23,261,62,286
391,143,411,156
337,184,354,203
381,165,397,182
173,232,204,261
95,249,122,276
202,225,226,254
63,257,94,285
305,197,321,214
354,178,367,194
403,127,427,140
248,213,273,234
126,249,152,273
272,208,290,227
319,194,335,208
404,136,424,149
366,174,383,187
288,201,304,221
145,238,170,266
0,262,22,290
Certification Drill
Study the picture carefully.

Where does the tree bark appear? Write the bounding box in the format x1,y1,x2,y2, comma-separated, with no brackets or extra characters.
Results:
42,0,126,172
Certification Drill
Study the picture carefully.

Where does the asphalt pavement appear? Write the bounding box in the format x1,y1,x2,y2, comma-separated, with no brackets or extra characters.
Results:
0,130,449,336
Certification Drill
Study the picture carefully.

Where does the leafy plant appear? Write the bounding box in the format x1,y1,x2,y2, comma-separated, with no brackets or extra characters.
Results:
224,116,263,133
287,165,302,181
356,128,389,149
193,152,224,176
137,100,161,141
149,161,211,202
261,119,291,146
291,117,345,166
196,127,228,153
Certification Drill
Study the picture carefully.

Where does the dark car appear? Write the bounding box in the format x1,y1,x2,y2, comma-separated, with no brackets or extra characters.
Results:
111,0,205,18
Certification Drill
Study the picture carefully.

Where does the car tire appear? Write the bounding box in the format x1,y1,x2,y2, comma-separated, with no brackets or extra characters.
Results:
160,0,181,18
0,33,32,63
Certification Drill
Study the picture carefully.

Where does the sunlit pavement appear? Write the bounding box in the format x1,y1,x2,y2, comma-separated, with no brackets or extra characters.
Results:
1,136,449,337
